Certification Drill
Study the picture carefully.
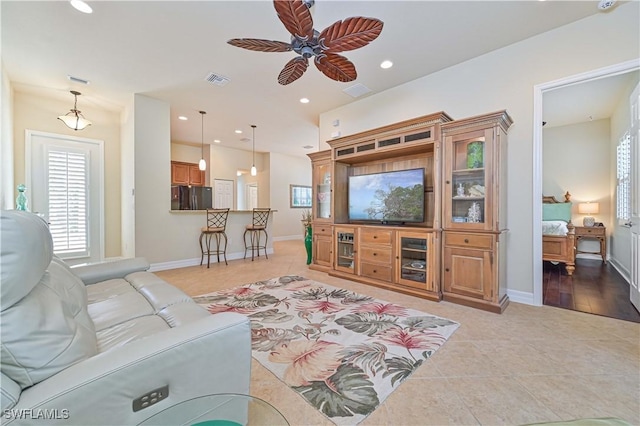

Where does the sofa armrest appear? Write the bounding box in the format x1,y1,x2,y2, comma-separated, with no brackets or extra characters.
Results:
7,312,251,425
71,258,150,285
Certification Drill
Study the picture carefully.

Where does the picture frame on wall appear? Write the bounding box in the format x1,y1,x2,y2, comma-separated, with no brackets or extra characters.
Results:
290,184,312,208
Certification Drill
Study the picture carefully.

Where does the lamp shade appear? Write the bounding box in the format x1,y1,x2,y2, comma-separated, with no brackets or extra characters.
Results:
58,90,91,131
578,202,599,215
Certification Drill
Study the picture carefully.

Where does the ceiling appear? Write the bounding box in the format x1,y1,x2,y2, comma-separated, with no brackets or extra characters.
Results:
2,1,616,157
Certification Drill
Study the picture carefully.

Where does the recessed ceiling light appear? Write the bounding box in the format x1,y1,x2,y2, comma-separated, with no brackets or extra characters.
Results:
235,130,242,134
214,139,221,143
300,98,310,104
380,60,393,69
178,116,188,121
70,0,92,14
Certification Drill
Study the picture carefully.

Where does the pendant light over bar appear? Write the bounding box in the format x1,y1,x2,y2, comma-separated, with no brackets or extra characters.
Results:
58,90,92,131
199,111,207,171
250,125,257,176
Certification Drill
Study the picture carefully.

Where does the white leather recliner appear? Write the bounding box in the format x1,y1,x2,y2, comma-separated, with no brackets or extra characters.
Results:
0,210,251,425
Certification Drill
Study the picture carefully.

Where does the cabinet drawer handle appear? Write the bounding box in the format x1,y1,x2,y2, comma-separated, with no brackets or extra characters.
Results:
446,180,450,184
373,235,378,239
445,268,450,272
373,252,377,256
464,239,469,243
373,269,377,273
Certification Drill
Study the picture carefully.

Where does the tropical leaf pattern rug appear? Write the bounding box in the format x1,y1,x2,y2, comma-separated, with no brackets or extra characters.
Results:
193,276,459,425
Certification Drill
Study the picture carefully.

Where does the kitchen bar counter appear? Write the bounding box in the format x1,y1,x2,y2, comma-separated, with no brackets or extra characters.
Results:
151,209,276,271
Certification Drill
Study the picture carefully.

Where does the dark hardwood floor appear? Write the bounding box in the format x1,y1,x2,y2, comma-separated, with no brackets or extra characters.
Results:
543,258,640,323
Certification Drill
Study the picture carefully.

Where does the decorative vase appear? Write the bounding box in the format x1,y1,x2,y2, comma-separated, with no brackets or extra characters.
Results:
16,184,29,211
466,141,484,169
304,225,312,265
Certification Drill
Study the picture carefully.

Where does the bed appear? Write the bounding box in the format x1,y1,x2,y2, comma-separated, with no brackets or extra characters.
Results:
542,191,576,275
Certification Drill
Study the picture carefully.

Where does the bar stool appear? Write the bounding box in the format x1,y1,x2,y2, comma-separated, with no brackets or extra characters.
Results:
243,208,271,261
199,208,229,267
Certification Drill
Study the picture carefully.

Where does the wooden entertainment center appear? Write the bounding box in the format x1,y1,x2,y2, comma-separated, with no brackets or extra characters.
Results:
307,110,513,313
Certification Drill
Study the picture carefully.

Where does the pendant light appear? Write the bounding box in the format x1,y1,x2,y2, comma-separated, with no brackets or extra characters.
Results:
199,111,207,171
250,125,257,176
58,90,92,131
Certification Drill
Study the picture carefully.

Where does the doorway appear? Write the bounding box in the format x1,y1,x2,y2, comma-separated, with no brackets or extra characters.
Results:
533,59,640,320
26,130,105,265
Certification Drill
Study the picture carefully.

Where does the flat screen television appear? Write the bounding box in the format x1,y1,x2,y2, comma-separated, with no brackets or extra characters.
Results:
348,168,425,224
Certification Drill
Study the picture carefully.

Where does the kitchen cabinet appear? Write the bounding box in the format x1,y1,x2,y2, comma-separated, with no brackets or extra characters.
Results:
171,161,204,186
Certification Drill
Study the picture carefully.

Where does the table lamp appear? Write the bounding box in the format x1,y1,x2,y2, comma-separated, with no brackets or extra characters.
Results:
578,202,599,227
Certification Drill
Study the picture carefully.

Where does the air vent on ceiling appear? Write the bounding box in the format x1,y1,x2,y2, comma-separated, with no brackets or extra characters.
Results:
343,83,371,98
240,137,251,143
68,75,90,85
204,72,230,86
302,145,314,149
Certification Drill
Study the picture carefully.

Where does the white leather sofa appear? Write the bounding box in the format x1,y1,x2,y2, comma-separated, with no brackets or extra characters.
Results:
0,210,252,425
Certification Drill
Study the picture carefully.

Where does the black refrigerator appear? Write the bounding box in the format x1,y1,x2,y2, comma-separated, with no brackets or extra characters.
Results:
171,186,213,210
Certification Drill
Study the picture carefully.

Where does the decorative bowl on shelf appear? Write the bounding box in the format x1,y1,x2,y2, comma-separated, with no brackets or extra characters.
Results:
410,261,426,269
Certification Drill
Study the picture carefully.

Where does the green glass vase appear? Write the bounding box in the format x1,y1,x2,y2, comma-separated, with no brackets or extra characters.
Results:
16,184,29,211
304,225,312,265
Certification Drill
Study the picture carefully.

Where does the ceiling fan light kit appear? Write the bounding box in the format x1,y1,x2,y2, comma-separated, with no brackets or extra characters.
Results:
58,90,92,131
228,0,383,85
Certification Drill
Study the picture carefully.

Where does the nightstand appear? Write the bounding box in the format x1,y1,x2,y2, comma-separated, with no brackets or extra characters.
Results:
575,225,606,263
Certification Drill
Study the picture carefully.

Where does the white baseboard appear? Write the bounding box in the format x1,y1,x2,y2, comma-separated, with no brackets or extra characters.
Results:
507,289,536,306
273,235,303,241
149,248,274,272
608,258,631,284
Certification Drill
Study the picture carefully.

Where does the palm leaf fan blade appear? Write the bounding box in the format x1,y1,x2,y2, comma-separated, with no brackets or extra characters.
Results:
314,53,356,83
319,17,384,53
227,38,292,53
278,56,309,85
273,0,314,41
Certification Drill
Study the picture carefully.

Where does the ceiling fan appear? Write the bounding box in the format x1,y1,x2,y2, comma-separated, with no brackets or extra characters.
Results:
227,0,384,85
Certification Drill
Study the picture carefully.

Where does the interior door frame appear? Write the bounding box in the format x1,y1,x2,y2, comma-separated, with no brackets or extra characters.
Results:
532,58,640,306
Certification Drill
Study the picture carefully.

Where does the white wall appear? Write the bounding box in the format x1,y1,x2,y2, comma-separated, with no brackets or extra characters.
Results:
318,3,640,295
608,76,639,278
543,119,611,257
120,98,135,258
1,63,13,210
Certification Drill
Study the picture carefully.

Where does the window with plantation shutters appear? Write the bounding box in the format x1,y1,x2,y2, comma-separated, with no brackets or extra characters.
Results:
27,130,104,264
617,131,631,222
47,149,89,257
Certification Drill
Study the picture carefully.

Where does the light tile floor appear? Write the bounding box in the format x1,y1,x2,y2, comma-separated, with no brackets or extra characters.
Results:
155,240,640,426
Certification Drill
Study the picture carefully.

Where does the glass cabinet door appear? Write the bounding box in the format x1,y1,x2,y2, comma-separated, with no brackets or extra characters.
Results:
448,135,490,228
315,162,331,220
335,229,356,273
396,233,432,289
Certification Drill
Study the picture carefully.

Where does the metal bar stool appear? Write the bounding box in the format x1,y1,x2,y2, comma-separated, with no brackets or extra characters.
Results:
243,208,271,261
199,208,230,267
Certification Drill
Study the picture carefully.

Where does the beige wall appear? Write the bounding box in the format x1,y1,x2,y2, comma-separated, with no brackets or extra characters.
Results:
12,89,122,258
318,2,640,296
268,151,312,240
543,119,611,257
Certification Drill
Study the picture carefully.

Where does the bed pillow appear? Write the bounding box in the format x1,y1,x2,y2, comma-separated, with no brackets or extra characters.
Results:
543,203,572,222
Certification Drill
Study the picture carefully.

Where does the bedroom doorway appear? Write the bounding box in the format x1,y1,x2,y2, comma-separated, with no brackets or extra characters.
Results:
533,59,640,321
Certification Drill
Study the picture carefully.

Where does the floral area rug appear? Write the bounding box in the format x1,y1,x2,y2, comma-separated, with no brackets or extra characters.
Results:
193,276,459,425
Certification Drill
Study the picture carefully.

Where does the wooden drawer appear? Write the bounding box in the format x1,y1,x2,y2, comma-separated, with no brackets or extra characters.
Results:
360,245,392,264
445,232,493,250
576,226,605,237
360,262,392,282
313,224,332,236
360,228,393,245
